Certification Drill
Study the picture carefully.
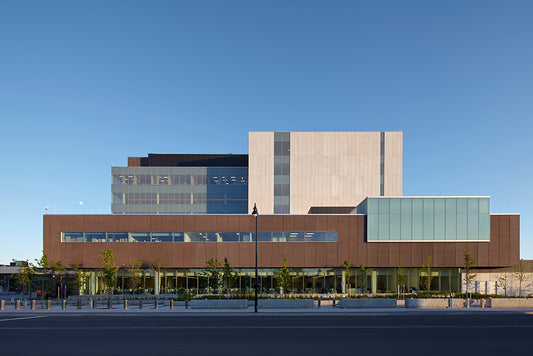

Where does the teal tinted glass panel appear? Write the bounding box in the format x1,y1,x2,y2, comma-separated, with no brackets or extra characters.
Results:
446,198,456,214
435,214,445,240
401,198,412,214
446,214,456,240
378,214,390,240
378,198,389,214
479,214,490,240
365,197,490,242
468,198,479,214
389,214,401,240
456,214,467,239
434,199,445,214
467,214,479,240
368,214,379,241
423,199,434,215
401,214,411,240
457,198,467,213
423,214,434,240
412,199,423,214
390,199,401,214
479,198,490,214
412,214,422,239
367,199,378,214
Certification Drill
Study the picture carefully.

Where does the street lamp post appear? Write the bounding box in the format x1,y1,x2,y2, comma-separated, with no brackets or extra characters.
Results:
252,203,258,313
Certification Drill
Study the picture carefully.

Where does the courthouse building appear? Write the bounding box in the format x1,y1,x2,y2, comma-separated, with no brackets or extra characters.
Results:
43,132,520,295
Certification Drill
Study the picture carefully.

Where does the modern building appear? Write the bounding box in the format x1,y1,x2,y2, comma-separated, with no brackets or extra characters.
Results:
42,131,521,296
112,154,248,214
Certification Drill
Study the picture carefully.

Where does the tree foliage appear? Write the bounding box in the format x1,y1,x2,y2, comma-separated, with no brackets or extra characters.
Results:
222,257,236,297
203,257,222,293
463,249,477,298
99,249,119,298
420,256,433,299
344,260,351,297
497,272,510,297
125,258,143,295
278,258,291,295
71,262,89,297
397,265,407,296
513,259,529,297
358,264,366,294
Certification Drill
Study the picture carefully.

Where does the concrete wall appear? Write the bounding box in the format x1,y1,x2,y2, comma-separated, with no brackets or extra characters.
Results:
248,131,403,214
463,272,533,296
258,299,314,308
248,132,274,214
337,299,397,308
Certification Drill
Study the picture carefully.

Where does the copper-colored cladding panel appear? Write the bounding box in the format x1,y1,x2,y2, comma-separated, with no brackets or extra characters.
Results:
43,214,519,269
127,157,141,167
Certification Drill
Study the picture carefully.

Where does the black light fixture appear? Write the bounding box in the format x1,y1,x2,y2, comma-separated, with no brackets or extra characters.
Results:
252,203,258,313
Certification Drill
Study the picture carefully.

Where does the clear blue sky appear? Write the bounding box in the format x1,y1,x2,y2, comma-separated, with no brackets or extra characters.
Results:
1,1,532,264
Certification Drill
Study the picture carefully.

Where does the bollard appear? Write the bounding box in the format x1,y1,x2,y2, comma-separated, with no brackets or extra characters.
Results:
155,300,159,310
124,299,128,310
24,300,28,309
31,300,36,310
90,299,94,309
318,299,321,308
481,298,485,308
62,300,67,310
0,300,4,310
15,300,20,310
47,300,51,310
107,299,112,309
450,298,453,309
77,299,81,310
332,299,336,307
139,300,143,310
170,299,174,310
185,300,189,309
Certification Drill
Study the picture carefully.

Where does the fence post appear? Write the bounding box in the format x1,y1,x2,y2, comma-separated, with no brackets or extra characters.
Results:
31,300,36,310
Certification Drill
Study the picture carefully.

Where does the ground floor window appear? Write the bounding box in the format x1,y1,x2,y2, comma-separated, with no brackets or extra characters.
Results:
78,267,461,296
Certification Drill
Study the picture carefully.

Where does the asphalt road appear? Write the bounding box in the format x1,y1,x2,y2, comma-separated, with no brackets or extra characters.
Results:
1,313,532,355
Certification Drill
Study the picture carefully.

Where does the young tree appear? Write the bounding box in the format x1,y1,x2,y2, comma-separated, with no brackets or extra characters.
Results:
125,259,143,296
203,257,222,294
150,257,165,296
463,248,477,298
33,251,63,305
513,259,529,297
420,256,433,299
497,272,510,297
358,264,366,295
278,258,291,296
13,260,33,300
71,262,89,298
100,249,119,305
344,260,351,297
397,265,407,298
222,258,236,297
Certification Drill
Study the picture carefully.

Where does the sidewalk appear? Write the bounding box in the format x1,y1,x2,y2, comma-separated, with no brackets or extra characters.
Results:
2,302,533,316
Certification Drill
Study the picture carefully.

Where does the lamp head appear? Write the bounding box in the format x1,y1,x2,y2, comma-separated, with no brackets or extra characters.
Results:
252,203,258,217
